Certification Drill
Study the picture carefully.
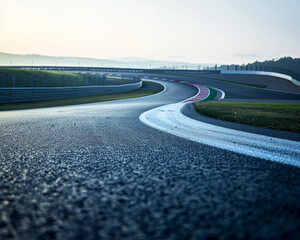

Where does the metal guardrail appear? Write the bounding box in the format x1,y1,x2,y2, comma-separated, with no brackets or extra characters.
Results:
0,76,142,104
3,65,298,80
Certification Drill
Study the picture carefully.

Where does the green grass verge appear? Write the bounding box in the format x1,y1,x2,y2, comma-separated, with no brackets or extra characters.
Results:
202,88,218,102
163,73,266,88
0,68,129,87
193,102,300,133
0,88,161,111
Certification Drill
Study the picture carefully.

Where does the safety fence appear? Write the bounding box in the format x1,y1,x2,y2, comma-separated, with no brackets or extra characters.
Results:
3,66,221,75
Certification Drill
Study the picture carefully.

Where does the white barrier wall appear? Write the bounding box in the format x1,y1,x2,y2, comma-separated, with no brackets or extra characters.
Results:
221,70,300,87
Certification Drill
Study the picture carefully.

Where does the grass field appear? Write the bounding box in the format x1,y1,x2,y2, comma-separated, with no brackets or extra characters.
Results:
0,82,163,111
193,102,300,133
0,68,130,87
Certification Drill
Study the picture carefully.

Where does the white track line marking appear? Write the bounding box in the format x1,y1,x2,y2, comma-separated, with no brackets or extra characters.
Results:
210,87,226,100
139,81,300,167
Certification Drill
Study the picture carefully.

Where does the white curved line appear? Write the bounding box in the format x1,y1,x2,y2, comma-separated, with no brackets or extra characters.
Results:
221,70,300,87
210,87,226,100
139,86,300,168
182,84,201,102
139,79,167,98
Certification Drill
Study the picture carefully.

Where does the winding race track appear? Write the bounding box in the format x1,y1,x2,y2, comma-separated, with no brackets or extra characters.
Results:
0,73,300,239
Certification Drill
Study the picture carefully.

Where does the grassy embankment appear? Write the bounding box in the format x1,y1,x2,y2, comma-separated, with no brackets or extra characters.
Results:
193,102,300,133
0,68,130,87
0,88,161,111
0,68,163,111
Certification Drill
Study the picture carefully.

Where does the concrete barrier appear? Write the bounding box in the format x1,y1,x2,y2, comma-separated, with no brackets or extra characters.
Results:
221,70,300,87
0,78,142,104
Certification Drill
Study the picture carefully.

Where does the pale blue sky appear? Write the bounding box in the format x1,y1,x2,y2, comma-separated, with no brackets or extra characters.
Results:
0,0,299,64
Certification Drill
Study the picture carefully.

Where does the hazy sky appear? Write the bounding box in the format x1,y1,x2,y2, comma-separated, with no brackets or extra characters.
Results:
0,0,299,64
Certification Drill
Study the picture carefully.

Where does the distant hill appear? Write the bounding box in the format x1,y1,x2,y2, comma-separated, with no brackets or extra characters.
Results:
0,52,214,70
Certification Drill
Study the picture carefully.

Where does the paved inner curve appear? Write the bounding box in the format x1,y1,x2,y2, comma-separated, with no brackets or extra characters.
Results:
0,80,299,239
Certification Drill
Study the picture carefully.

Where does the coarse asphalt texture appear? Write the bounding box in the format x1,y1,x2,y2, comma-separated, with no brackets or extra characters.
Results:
0,74,300,240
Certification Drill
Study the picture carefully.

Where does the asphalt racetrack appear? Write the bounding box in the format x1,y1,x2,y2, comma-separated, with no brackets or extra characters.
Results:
0,73,300,239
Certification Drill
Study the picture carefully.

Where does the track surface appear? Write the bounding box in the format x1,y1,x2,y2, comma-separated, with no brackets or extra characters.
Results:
0,75,300,240
139,74,300,101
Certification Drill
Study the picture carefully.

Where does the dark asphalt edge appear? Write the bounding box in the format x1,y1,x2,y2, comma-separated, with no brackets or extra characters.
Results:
181,103,300,142
139,73,300,94
194,74,300,95
198,76,300,95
